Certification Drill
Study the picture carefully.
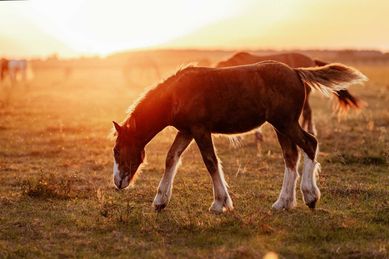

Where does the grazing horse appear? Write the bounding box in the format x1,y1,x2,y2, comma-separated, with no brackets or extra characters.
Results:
216,52,365,136
112,61,367,213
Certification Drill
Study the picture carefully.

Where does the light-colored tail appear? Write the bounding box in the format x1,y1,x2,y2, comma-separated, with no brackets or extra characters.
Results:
295,63,368,96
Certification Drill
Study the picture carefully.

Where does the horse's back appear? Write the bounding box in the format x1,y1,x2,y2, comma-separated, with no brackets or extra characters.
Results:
171,62,305,134
175,61,302,102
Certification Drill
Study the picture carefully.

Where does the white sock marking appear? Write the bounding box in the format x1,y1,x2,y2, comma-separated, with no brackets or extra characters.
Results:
301,152,321,204
272,166,299,210
209,161,233,213
153,155,181,206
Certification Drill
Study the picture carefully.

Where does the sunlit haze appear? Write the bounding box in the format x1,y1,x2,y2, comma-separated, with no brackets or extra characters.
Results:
0,0,388,58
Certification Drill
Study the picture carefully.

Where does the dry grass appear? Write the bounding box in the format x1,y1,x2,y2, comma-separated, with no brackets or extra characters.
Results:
0,63,388,258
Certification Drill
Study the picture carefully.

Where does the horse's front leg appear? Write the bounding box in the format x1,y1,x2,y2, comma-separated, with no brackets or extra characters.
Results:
153,131,192,211
192,127,233,214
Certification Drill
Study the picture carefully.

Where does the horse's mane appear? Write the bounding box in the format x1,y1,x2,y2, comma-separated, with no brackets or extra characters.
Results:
108,64,195,139
125,64,194,118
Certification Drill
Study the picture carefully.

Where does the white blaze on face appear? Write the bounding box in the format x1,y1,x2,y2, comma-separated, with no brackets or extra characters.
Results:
113,159,120,188
113,159,130,189
113,159,119,180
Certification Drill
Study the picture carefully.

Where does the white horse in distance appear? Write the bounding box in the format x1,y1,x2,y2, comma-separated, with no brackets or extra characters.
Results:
1,59,31,84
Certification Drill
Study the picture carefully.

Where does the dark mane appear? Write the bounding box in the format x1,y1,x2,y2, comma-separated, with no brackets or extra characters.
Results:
109,65,197,139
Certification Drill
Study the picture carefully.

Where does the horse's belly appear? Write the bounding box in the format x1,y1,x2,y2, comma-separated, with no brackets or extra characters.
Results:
173,110,265,134
210,116,265,134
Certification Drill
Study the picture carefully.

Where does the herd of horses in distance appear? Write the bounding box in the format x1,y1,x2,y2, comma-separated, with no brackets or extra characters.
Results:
112,51,367,214
1,52,367,214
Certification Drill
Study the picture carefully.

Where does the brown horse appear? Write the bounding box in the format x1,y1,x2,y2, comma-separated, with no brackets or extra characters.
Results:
0,58,9,82
112,61,367,213
216,52,365,136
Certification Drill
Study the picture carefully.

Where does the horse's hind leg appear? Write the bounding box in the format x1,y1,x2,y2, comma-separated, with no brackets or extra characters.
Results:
300,131,321,208
272,131,300,210
300,96,317,136
153,131,193,211
288,125,321,209
191,126,233,214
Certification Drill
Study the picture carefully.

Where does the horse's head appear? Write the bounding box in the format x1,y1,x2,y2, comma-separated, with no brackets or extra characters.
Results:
112,120,145,189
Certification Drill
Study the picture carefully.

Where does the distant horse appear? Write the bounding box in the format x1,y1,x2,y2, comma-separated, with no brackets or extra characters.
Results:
112,61,367,213
0,58,9,82
216,52,365,137
0,59,28,84
9,59,28,83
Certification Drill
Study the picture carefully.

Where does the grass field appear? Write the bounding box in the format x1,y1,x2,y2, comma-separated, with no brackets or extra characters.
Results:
0,63,388,258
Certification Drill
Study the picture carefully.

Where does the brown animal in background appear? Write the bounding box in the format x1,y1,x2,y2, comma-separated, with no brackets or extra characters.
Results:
112,61,367,213
216,52,365,138
0,58,9,81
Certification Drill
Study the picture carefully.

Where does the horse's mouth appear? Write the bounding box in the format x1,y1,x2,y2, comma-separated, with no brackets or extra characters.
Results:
114,175,130,190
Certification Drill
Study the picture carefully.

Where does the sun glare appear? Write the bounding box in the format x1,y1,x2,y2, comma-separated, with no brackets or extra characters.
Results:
21,0,240,56
0,0,388,57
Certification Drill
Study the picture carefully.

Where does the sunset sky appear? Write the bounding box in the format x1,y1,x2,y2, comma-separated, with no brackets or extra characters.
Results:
0,0,388,58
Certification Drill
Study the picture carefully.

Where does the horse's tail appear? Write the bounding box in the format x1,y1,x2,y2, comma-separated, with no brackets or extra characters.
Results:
296,63,368,112
311,60,367,112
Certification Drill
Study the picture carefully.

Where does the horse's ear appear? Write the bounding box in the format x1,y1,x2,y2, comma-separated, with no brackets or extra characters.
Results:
112,121,121,132
125,117,136,131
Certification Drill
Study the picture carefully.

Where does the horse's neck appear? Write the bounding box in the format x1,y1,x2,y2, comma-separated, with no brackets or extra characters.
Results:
132,90,172,147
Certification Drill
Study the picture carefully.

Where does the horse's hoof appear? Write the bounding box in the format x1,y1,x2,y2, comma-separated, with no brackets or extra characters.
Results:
306,199,317,209
209,197,234,214
154,203,166,212
209,207,223,214
209,202,224,214
271,202,284,211
272,198,296,211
